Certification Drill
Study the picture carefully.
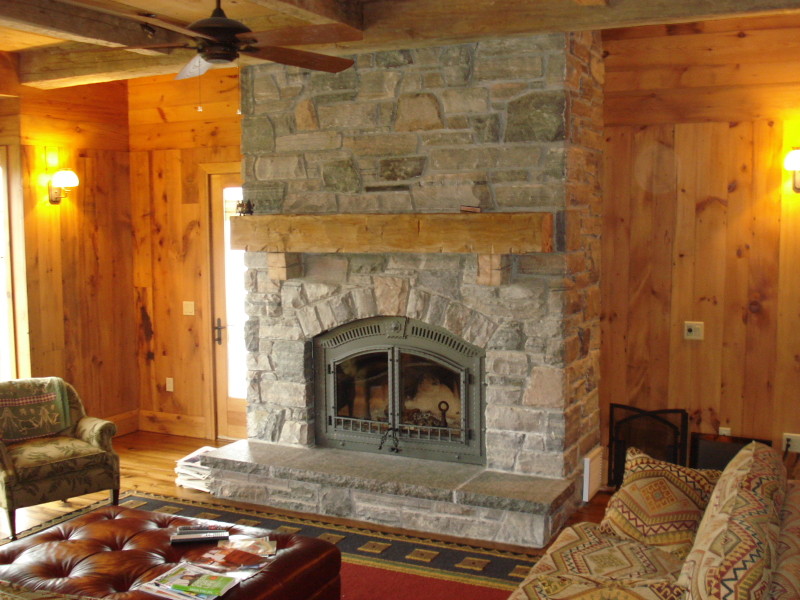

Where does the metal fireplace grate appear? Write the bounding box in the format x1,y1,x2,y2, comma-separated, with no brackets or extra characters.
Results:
314,317,485,464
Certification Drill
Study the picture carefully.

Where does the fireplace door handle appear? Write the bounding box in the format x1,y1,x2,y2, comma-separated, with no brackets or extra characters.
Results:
213,318,226,345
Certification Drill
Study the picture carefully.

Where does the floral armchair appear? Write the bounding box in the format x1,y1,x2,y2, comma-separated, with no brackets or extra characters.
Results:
0,378,119,539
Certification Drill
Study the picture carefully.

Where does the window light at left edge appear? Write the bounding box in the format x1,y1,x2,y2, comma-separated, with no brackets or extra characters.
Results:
49,169,79,204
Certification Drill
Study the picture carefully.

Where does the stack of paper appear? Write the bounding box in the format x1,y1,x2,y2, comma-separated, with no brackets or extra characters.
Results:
175,446,216,492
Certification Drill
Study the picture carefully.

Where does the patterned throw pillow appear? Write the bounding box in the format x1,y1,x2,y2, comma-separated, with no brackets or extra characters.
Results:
677,442,786,600
769,480,800,599
600,447,721,560
0,378,69,442
510,522,686,600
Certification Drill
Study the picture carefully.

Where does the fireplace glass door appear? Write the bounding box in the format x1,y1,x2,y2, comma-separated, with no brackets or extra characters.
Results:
315,317,484,464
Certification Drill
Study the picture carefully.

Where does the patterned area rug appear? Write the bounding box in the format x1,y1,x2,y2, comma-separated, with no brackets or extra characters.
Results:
16,491,542,594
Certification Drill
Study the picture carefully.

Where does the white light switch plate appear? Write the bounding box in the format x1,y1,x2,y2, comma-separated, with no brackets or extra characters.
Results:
182,301,195,316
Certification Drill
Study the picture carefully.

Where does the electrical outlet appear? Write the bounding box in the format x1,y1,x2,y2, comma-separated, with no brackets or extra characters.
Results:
684,321,705,340
718,426,732,436
783,433,800,452
166,377,174,392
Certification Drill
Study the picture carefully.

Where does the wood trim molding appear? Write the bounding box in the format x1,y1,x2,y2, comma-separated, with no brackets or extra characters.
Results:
230,212,555,255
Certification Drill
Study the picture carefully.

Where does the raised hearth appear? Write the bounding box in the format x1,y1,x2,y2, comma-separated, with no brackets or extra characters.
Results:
203,440,575,548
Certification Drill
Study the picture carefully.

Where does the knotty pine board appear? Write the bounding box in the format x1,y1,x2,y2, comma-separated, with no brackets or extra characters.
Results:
601,119,793,446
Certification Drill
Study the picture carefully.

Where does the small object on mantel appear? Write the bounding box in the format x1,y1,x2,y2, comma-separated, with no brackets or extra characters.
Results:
460,205,482,213
236,199,254,216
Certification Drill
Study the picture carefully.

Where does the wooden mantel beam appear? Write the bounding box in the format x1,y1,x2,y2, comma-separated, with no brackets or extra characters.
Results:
230,212,554,255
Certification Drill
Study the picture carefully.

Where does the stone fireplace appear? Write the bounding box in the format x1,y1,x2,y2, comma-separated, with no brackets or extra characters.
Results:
202,30,603,548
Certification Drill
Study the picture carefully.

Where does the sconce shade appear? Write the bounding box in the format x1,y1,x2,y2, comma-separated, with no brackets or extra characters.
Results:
49,169,80,204
785,150,800,193
51,170,79,188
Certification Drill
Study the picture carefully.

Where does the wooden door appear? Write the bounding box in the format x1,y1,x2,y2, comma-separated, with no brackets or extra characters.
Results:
209,171,247,439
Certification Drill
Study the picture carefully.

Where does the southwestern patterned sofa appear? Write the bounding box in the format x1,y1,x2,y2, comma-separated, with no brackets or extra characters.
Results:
510,441,798,600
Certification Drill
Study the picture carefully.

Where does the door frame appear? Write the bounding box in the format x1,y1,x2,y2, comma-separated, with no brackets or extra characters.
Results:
0,145,30,379
201,161,246,439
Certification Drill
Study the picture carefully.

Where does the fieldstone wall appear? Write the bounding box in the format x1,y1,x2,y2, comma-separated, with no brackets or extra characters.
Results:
238,31,603,481
241,34,570,213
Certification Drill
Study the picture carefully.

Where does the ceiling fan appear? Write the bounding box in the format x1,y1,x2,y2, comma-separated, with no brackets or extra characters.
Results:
82,0,363,79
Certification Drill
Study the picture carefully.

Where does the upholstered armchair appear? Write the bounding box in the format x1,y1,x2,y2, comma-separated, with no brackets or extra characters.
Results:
0,377,119,539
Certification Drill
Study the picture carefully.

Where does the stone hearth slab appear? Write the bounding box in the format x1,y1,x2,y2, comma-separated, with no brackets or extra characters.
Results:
201,439,576,548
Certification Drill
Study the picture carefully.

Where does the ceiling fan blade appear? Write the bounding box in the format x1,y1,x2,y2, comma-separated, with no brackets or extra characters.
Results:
243,46,354,73
238,23,363,47
176,54,213,80
56,0,217,41
74,43,192,53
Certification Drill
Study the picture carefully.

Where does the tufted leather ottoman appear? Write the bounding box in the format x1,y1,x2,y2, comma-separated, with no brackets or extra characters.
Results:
0,504,340,600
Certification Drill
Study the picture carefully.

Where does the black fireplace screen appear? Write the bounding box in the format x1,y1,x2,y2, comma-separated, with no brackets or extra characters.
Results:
314,317,484,464
608,403,688,487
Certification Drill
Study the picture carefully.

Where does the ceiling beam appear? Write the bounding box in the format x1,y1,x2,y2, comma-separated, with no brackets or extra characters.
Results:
359,0,800,47
17,43,194,89
245,0,363,30
0,0,181,53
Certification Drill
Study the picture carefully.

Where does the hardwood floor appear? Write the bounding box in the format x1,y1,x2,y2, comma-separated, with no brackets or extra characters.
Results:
5,431,611,548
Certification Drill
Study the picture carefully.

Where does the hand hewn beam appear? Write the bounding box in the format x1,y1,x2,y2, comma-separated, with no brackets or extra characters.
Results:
17,43,195,89
245,0,363,30
0,0,180,52
230,213,554,255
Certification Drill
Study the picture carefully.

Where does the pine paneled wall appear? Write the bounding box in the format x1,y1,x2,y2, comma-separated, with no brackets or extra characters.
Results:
128,69,241,438
601,14,800,446
11,82,139,429
7,68,241,438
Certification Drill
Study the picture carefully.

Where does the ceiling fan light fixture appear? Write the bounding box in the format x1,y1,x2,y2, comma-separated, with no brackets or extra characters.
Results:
187,0,251,45
200,44,239,63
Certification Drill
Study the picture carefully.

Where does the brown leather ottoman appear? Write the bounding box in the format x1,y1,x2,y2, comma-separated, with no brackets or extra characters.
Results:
0,504,340,600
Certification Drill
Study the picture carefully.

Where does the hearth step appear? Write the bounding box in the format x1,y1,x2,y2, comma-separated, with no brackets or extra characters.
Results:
201,440,576,548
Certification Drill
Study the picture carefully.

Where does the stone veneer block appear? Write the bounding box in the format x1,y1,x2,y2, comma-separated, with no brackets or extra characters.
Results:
202,440,575,548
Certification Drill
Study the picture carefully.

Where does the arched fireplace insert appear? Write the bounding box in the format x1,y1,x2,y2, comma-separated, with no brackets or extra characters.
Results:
313,316,485,464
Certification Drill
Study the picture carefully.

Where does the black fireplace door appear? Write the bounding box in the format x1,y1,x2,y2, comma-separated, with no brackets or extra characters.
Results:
314,317,484,465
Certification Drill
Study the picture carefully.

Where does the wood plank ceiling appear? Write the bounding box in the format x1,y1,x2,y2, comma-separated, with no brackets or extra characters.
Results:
2,0,800,89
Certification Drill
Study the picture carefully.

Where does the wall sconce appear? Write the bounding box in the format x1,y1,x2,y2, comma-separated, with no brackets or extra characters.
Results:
784,149,800,193
48,169,79,204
